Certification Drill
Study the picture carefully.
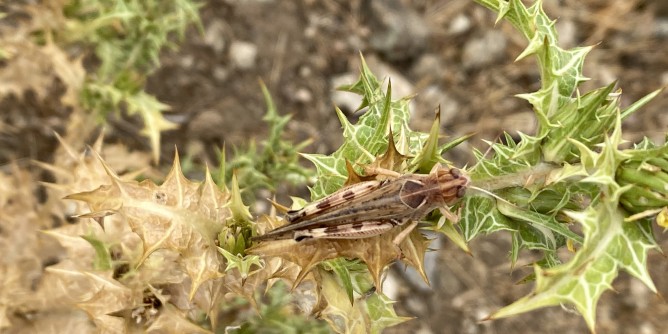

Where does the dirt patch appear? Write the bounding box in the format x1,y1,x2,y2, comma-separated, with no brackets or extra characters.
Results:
149,1,668,332
1,0,667,332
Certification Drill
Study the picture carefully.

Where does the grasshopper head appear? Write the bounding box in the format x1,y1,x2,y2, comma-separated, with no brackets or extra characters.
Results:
433,164,470,204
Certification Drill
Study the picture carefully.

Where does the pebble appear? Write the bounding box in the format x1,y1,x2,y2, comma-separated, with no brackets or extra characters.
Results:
204,20,227,55
556,19,577,48
331,57,417,115
213,66,228,82
411,54,444,81
656,18,668,37
449,14,472,35
462,31,507,70
229,41,258,70
294,87,312,103
188,109,225,140
365,56,415,101
366,0,430,61
418,85,460,125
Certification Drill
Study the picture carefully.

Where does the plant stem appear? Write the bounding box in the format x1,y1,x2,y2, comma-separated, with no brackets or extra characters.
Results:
471,162,564,191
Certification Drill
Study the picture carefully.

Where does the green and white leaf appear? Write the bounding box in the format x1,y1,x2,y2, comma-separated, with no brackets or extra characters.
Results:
492,120,657,330
303,57,431,199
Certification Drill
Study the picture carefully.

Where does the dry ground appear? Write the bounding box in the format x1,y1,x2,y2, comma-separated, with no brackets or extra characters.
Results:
1,0,668,333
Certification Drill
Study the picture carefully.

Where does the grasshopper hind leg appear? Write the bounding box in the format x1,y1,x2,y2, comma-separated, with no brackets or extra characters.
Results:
439,206,460,223
392,221,418,246
292,220,403,241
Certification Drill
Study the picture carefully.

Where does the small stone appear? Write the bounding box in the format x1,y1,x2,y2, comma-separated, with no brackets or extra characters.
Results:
462,31,507,69
213,67,229,82
556,19,577,48
657,18,668,38
179,55,195,68
304,25,317,39
188,109,225,140
418,85,459,124
411,54,444,81
365,0,430,62
298,65,312,78
501,112,536,136
294,88,312,103
204,20,227,55
405,293,428,314
347,34,365,51
414,325,434,334
660,71,668,86
254,189,271,214
365,56,415,101
229,41,258,70
639,322,656,334
449,14,472,35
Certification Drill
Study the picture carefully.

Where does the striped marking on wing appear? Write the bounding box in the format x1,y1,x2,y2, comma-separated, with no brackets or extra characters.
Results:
293,219,404,241
286,180,385,223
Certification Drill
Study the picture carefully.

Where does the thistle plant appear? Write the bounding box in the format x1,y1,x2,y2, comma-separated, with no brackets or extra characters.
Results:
465,1,664,330
220,81,314,201
16,0,666,333
64,0,202,162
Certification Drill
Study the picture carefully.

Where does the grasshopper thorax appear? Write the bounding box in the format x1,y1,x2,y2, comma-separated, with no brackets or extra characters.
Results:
433,165,470,204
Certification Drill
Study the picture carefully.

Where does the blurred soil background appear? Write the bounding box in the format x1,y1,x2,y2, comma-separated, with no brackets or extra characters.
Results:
1,0,668,333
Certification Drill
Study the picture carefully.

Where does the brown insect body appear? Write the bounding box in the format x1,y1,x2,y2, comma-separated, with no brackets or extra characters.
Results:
253,164,469,242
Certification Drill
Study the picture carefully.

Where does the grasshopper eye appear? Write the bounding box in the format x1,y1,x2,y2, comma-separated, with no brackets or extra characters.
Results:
457,185,467,198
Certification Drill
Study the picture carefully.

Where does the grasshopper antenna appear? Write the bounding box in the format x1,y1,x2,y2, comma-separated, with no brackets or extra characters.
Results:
468,185,515,207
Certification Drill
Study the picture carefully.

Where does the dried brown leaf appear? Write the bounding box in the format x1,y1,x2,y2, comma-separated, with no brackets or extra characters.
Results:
145,303,213,334
63,151,230,298
249,224,431,292
370,128,410,172
314,267,412,333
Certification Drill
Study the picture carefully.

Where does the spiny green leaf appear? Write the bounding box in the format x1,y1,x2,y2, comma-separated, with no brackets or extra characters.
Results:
460,196,518,241
617,138,668,214
317,267,410,334
126,91,177,163
65,0,201,162
476,0,603,163
412,108,444,173
496,200,582,244
426,216,470,254
621,88,664,119
229,173,253,224
218,247,263,281
81,233,113,270
364,293,412,334
218,146,228,191
491,120,657,330
82,83,176,163
223,84,313,198
470,132,542,180
491,199,657,332
322,259,356,305
540,83,619,162
305,55,463,199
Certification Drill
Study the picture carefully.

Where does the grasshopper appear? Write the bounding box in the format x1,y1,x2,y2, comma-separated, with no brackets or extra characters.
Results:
252,163,470,243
